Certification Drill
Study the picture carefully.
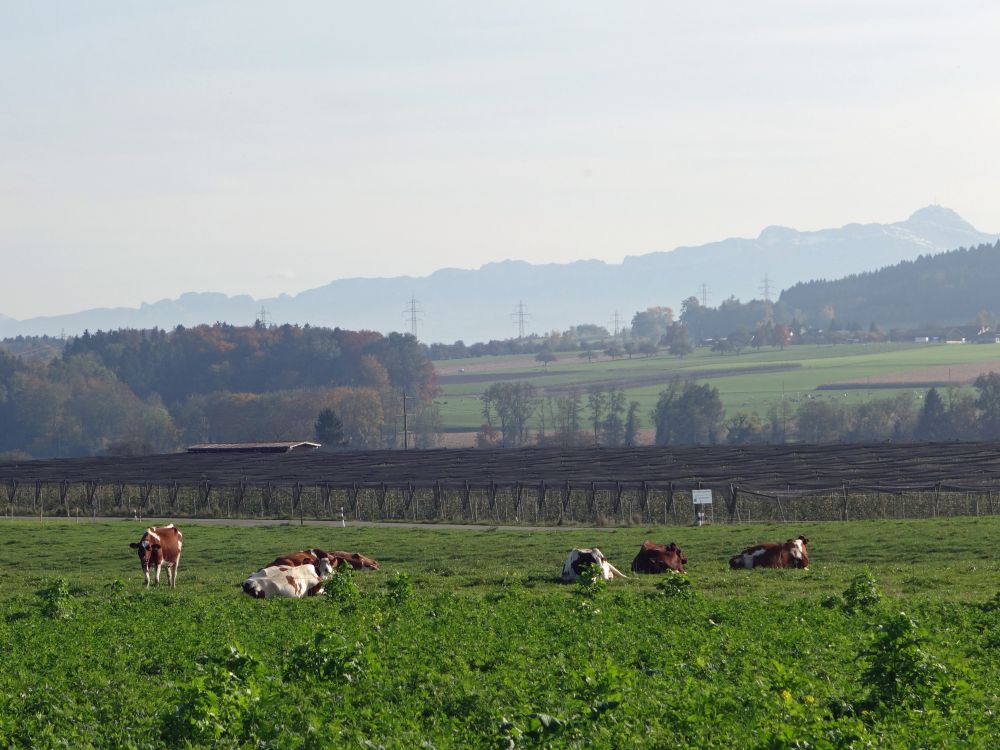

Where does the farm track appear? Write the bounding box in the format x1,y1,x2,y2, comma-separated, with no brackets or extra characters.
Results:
5,440,1000,494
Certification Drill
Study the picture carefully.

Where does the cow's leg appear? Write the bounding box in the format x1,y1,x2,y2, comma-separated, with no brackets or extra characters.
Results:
169,560,179,588
155,561,163,586
143,566,151,587
606,563,628,579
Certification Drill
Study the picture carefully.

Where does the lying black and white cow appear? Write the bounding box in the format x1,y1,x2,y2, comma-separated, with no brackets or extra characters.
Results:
561,548,627,583
242,557,336,599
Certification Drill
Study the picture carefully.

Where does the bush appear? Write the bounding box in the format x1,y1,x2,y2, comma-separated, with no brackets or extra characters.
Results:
843,570,882,613
37,577,72,619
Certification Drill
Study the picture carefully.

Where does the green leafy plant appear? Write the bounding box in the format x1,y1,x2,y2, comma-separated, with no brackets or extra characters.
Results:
324,565,360,608
37,577,72,619
386,571,414,606
861,612,953,711
655,572,695,599
285,627,368,683
843,570,882,613
575,562,607,597
161,645,264,747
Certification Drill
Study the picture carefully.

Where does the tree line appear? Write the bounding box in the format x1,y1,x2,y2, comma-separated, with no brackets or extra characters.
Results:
472,374,1000,448
0,324,440,459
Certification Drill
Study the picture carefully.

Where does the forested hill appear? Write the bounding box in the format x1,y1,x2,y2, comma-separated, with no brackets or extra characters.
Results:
0,324,437,459
778,240,1000,330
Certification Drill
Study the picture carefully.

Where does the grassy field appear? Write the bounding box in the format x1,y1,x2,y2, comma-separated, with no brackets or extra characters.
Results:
0,517,997,747
435,342,1000,432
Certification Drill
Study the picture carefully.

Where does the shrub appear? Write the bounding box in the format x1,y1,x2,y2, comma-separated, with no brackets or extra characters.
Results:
324,565,360,608
161,645,264,747
843,569,882,613
37,577,72,620
861,612,954,711
386,571,414,606
575,562,607,598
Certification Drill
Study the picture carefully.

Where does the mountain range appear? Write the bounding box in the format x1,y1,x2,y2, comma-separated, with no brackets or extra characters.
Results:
2,205,995,343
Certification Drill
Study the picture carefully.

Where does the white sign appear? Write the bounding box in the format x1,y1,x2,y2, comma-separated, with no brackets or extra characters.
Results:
692,489,713,505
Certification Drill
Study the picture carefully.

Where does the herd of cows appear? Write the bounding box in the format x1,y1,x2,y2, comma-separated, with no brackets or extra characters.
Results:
129,524,811,598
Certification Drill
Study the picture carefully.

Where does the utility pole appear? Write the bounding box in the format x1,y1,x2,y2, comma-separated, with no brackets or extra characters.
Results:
511,301,530,339
401,391,410,450
402,296,423,339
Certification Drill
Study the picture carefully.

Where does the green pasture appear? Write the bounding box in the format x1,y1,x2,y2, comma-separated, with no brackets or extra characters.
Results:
435,343,1000,430
0,517,997,747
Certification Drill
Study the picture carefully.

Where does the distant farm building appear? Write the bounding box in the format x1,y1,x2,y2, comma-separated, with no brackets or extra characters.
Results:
186,442,321,455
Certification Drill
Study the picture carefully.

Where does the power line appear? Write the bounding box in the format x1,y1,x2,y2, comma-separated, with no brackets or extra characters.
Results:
511,300,531,339
402,296,424,339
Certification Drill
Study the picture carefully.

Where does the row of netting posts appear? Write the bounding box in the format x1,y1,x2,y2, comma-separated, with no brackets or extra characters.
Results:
3,479,1000,525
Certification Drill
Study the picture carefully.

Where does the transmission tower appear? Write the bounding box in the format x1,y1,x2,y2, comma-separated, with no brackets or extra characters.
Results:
608,310,623,337
256,306,271,328
700,283,709,307
759,275,774,303
402,296,424,339
511,300,531,339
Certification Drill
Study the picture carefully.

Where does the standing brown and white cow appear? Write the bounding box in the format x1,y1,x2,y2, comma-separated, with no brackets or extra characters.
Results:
129,524,183,587
631,541,687,574
729,535,809,570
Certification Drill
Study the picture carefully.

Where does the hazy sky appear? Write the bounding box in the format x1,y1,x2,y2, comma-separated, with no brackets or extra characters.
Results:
2,1,999,320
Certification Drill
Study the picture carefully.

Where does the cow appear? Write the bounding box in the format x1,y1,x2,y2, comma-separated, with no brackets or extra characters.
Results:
129,524,183,587
729,535,809,570
561,548,627,583
242,557,336,599
265,548,380,571
631,541,687,574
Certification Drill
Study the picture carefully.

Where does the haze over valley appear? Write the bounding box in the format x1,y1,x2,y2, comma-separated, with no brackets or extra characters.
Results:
2,205,995,343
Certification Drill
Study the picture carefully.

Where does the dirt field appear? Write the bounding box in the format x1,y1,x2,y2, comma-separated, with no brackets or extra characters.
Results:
826,358,1000,387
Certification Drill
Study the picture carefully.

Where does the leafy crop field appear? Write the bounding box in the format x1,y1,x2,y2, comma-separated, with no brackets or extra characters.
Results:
1,517,998,748
435,343,1000,431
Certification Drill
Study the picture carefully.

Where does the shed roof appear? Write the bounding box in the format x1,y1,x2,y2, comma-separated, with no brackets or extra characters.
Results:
186,441,321,454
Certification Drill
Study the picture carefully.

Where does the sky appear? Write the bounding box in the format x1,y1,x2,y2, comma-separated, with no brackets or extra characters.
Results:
2,0,999,320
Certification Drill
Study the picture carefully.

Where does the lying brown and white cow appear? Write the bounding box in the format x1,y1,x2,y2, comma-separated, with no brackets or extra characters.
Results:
631,541,687,574
729,535,809,570
561,548,627,583
266,548,380,571
242,557,336,599
129,524,183,587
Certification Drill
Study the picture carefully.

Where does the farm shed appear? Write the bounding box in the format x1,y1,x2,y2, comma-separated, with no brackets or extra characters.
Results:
4,442,1000,525
186,442,321,454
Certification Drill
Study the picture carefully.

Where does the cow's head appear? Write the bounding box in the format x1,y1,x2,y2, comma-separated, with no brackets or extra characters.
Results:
642,541,687,573
129,538,161,570
336,552,380,571
788,536,809,568
663,542,688,572
315,558,336,578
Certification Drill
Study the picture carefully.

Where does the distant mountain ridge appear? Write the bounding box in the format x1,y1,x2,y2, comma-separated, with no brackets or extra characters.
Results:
2,206,995,343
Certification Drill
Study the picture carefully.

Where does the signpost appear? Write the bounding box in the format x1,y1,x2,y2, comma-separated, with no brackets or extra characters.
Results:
692,489,713,526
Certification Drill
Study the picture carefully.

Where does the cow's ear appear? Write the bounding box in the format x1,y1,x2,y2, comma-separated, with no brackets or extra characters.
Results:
129,542,139,549
800,537,809,545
